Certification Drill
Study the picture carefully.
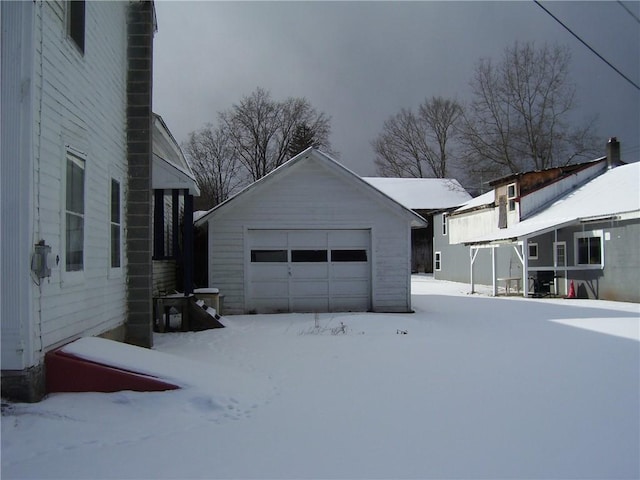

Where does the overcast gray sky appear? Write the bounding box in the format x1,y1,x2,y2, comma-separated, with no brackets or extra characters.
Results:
153,1,639,176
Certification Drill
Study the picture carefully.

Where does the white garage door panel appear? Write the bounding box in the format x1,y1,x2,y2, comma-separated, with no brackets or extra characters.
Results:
290,264,328,278
253,298,290,312
331,280,369,296
331,263,368,278
331,297,369,311
289,230,327,247
250,280,288,297
251,264,289,281
291,297,329,312
248,229,371,313
290,281,330,296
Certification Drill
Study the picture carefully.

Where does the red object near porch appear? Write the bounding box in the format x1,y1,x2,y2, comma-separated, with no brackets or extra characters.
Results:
567,280,576,299
45,347,180,395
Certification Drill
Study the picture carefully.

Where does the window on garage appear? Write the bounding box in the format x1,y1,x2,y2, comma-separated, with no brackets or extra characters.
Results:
331,249,367,262
291,250,328,262
251,250,288,262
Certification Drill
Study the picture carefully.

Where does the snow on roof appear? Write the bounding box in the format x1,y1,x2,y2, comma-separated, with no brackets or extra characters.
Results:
455,189,495,213
152,113,200,195
467,162,640,244
362,177,471,210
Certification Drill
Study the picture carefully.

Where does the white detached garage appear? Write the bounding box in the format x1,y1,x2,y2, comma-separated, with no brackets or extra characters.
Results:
195,148,427,314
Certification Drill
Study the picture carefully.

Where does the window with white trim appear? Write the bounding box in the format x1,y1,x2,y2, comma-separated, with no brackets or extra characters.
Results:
434,251,442,271
575,231,603,266
528,243,538,260
110,179,121,268
65,152,85,272
507,183,517,211
442,214,447,236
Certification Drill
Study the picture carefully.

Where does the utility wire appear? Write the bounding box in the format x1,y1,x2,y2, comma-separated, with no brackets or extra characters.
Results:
534,0,640,91
617,0,640,24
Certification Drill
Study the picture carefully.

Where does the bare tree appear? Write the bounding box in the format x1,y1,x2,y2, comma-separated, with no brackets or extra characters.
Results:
183,124,244,210
461,41,600,178
373,96,463,178
219,88,333,182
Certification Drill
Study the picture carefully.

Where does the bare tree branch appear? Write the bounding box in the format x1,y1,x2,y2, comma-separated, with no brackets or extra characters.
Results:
373,97,462,178
460,42,600,178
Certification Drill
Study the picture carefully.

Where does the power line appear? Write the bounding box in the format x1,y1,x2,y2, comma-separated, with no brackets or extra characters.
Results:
534,0,640,91
617,1,640,24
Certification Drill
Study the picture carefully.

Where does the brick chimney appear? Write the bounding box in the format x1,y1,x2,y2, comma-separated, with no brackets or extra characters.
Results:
606,137,620,169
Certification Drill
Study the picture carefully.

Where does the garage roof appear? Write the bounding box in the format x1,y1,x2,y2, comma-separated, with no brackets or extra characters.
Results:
195,148,428,228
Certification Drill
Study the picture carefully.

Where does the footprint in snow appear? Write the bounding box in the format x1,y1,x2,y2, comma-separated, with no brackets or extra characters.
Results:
188,396,224,412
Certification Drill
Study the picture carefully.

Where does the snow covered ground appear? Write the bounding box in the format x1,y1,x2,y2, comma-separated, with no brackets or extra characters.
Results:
2,275,639,479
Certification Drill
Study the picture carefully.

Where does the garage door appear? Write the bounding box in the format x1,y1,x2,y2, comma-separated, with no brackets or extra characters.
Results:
247,229,371,313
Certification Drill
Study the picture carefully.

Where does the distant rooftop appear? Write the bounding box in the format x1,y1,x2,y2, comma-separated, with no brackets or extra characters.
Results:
363,177,472,210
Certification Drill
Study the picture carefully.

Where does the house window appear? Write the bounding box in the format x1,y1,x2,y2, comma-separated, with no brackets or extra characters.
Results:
442,214,447,236
575,231,603,266
507,183,517,211
110,179,121,268
65,152,85,272
528,243,538,260
434,251,442,271
67,0,85,53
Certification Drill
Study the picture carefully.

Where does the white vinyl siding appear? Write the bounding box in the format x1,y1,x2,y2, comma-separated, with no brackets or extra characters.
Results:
31,2,128,352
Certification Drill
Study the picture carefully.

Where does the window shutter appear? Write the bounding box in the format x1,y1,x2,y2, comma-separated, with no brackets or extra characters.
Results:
498,195,507,229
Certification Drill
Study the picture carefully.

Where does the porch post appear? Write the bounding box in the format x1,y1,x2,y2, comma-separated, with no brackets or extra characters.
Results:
522,238,529,297
512,242,526,298
469,246,479,294
491,246,497,296
171,189,179,258
183,189,194,295
153,189,164,259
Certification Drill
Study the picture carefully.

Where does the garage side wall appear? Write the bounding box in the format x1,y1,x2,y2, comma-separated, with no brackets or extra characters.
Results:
207,160,413,313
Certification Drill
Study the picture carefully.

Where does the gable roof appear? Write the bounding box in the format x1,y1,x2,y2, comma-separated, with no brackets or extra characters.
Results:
194,148,427,228
464,162,640,244
362,177,472,211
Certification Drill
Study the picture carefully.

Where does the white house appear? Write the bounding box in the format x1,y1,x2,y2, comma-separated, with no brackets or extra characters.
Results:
1,1,156,401
195,148,427,314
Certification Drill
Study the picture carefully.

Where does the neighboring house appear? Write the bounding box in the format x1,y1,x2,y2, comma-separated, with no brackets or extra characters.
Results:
151,113,200,296
195,148,427,314
442,139,639,302
1,1,156,401
363,177,471,273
